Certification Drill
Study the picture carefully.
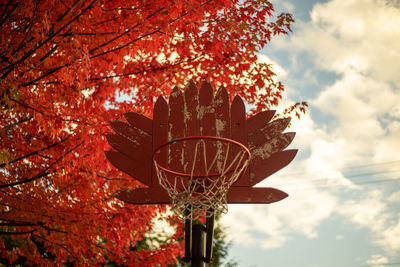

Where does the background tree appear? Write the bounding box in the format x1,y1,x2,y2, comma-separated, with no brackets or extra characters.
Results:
0,0,304,265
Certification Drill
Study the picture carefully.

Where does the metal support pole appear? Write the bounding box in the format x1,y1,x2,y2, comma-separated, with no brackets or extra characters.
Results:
191,223,206,267
183,217,192,262
205,214,214,263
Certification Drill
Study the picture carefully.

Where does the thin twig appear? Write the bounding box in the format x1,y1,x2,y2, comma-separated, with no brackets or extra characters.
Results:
0,229,36,235
0,142,82,188
0,136,70,168
0,0,98,78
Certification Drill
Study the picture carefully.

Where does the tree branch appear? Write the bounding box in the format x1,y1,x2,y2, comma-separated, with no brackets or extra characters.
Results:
0,1,18,28
2,116,33,130
39,223,68,234
0,137,70,168
0,222,35,226
9,97,44,113
89,0,213,59
11,1,39,57
21,66,64,87
92,16,122,26
60,31,117,36
38,45,58,65
0,142,82,188
0,218,69,234
0,0,98,78
56,0,83,23
90,27,162,59
89,6,165,54
76,167,128,181
92,3,149,26
31,234,79,261
0,229,36,235
90,55,203,80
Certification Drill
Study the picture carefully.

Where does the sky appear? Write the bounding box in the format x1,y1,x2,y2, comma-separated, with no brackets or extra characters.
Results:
220,0,400,266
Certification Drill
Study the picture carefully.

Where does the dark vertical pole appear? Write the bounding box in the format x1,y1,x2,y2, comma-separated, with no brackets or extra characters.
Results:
191,223,206,267
183,217,192,262
205,214,214,263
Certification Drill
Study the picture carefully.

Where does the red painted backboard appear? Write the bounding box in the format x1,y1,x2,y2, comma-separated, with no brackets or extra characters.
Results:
105,80,297,205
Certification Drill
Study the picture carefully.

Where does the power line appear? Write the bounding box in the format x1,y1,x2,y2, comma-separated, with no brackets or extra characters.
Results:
363,262,400,266
356,177,400,185
266,177,400,192
276,160,400,177
268,169,400,188
344,169,400,179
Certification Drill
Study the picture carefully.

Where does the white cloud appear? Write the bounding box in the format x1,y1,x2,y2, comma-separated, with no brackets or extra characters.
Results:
292,0,400,83
334,189,400,253
221,204,289,249
270,0,295,13
388,191,400,202
337,190,388,232
221,186,337,249
366,254,389,267
313,72,400,165
335,234,344,240
224,0,400,254
300,0,400,254
303,0,400,171
379,214,400,251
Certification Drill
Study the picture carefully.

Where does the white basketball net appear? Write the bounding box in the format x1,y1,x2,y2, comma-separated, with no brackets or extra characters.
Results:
154,139,250,219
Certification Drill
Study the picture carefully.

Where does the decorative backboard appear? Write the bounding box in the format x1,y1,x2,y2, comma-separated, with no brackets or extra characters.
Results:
105,80,297,206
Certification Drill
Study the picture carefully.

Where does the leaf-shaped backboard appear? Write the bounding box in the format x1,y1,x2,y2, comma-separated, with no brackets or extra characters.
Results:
105,80,297,204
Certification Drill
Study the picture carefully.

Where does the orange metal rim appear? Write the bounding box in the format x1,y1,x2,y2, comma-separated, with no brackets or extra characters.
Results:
153,135,251,178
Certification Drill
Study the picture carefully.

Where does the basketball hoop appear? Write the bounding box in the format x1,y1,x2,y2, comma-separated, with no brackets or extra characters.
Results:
107,80,297,266
153,136,251,219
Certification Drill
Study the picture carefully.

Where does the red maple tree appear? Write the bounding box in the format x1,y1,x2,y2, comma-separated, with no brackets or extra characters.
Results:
0,0,303,265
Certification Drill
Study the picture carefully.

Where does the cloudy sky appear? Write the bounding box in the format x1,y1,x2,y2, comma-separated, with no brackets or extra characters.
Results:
221,0,400,266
